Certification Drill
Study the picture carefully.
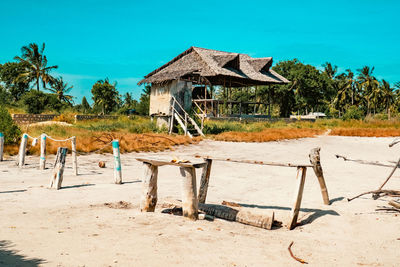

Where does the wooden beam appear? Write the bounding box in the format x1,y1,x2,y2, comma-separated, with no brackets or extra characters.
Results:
288,167,307,230
136,158,207,168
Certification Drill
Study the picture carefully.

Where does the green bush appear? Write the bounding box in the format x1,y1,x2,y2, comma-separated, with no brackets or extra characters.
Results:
0,105,21,144
342,106,364,120
21,91,64,114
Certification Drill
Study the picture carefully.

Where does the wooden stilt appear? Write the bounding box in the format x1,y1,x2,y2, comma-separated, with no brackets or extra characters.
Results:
39,134,46,170
140,163,158,212
0,132,4,162
18,133,28,167
288,167,307,230
309,147,330,205
180,166,198,220
71,136,78,176
112,140,122,184
49,147,68,190
198,159,212,204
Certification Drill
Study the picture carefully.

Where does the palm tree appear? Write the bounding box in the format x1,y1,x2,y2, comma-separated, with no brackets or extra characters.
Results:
322,62,338,79
14,43,58,91
48,77,74,105
380,80,394,118
357,66,379,115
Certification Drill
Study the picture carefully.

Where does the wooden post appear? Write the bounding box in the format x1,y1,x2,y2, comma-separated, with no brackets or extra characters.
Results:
180,166,198,220
49,147,68,190
0,132,4,162
184,113,188,136
18,133,28,167
288,167,307,230
112,140,122,184
39,134,46,170
198,159,212,204
140,163,158,212
309,147,330,205
71,136,78,176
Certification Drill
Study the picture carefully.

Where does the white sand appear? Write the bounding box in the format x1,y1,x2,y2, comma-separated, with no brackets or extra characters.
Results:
0,136,399,266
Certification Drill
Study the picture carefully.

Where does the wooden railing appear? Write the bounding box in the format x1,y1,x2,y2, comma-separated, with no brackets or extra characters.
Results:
170,96,204,137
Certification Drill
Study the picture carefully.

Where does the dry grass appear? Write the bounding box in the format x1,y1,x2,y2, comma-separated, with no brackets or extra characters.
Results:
330,128,400,137
213,128,323,142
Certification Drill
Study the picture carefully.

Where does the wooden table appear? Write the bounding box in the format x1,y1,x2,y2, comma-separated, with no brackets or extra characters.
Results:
136,157,212,220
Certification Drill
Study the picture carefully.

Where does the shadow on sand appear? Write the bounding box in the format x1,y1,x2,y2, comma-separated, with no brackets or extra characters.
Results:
238,202,340,226
0,240,46,266
62,184,95,189
0,189,27,194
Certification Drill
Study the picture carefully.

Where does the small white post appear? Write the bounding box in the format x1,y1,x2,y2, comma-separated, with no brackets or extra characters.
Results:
39,134,46,170
0,132,4,161
112,140,122,184
71,136,78,175
18,133,28,167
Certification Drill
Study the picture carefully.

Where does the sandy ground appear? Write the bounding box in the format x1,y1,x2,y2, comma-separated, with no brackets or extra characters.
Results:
0,136,400,266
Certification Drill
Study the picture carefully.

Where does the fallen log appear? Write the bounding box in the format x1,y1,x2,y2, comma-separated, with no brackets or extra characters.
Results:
165,199,275,230
388,200,400,210
348,189,400,202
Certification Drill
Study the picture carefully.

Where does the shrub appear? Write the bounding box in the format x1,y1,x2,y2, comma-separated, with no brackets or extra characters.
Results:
0,105,21,144
342,106,364,120
22,91,64,114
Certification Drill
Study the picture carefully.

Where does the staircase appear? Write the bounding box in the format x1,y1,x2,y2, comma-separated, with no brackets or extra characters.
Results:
170,96,204,138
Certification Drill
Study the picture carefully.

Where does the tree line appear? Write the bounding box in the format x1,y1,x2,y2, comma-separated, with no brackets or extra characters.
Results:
223,59,399,119
0,42,150,115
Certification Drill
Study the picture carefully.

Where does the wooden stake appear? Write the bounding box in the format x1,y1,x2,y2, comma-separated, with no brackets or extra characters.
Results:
112,140,122,184
140,163,158,212
71,136,78,176
309,147,330,205
39,134,46,170
288,167,307,230
180,166,198,220
18,133,28,167
49,147,68,190
198,159,212,204
0,132,4,162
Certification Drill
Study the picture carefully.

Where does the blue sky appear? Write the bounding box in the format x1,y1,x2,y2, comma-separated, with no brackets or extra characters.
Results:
1,0,399,103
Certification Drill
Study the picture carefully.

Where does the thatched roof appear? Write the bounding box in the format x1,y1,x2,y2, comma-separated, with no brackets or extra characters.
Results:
138,47,289,87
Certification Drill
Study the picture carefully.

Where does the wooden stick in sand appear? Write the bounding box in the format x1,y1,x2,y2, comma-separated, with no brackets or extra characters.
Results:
309,147,330,205
49,147,68,190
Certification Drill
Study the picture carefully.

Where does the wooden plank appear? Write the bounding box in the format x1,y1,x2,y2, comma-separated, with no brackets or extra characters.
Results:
288,167,307,230
198,159,212,203
195,155,312,168
136,158,207,168
140,163,158,212
309,147,330,205
180,166,198,220
39,134,46,170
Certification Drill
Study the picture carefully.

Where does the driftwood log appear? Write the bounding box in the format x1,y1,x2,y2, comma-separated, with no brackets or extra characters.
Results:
309,147,330,205
165,199,275,230
347,189,400,201
49,147,68,190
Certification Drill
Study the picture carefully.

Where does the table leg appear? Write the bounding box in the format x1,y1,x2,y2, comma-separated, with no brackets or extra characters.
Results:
180,166,198,220
140,163,158,212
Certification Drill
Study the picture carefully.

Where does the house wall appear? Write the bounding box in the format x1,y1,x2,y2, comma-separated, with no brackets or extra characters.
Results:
149,80,192,116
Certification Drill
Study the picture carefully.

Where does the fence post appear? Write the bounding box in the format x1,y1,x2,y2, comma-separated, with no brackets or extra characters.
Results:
112,140,122,184
39,134,46,170
71,136,78,176
0,132,4,162
49,147,68,190
18,133,28,167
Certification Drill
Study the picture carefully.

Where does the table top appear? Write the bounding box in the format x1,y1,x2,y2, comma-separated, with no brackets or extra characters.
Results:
136,157,207,168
